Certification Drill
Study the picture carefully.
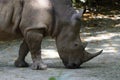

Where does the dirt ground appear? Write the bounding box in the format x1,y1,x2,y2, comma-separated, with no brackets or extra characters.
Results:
0,10,120,80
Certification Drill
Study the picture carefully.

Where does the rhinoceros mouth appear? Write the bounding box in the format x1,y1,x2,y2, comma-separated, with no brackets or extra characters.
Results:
65,63,80,69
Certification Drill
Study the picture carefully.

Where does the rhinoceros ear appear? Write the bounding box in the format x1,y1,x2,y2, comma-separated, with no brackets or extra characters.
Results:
71,9,84,25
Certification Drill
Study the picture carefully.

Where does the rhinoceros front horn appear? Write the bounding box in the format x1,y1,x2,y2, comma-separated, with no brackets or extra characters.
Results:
82,50,103,63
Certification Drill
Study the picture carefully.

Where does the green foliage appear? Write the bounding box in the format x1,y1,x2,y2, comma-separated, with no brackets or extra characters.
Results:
49,77,56,80
48,71,73,80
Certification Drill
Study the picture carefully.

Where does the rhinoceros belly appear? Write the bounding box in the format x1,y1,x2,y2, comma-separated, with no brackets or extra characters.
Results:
0,29,21,41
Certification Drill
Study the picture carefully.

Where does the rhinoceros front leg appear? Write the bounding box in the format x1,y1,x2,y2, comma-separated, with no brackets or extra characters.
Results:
25,30,47,70
14,40,29,67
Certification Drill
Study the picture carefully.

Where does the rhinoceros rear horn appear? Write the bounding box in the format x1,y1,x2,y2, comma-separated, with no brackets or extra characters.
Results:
71,9,84,21
71,9,84,26
82,50,103,63
82,42,88,49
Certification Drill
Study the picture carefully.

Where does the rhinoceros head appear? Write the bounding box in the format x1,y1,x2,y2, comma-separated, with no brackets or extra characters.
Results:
55,9,103,69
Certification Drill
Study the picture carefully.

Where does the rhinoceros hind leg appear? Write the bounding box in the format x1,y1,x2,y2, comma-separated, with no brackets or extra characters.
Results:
14,40,29,67
14,60,29,67
25,30,47,70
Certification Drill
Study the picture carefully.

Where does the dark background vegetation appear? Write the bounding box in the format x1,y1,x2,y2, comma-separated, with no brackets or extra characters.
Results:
72,0,120,13
72,0,120,31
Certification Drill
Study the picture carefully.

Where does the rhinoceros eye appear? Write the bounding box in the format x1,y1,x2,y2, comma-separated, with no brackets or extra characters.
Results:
73,42,81,49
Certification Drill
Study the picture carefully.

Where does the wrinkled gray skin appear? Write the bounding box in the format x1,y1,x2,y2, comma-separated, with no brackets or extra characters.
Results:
0,0,102,70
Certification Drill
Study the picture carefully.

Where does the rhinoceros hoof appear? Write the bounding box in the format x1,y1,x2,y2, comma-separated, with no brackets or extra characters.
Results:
31,62,47,70
14,60,29,67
